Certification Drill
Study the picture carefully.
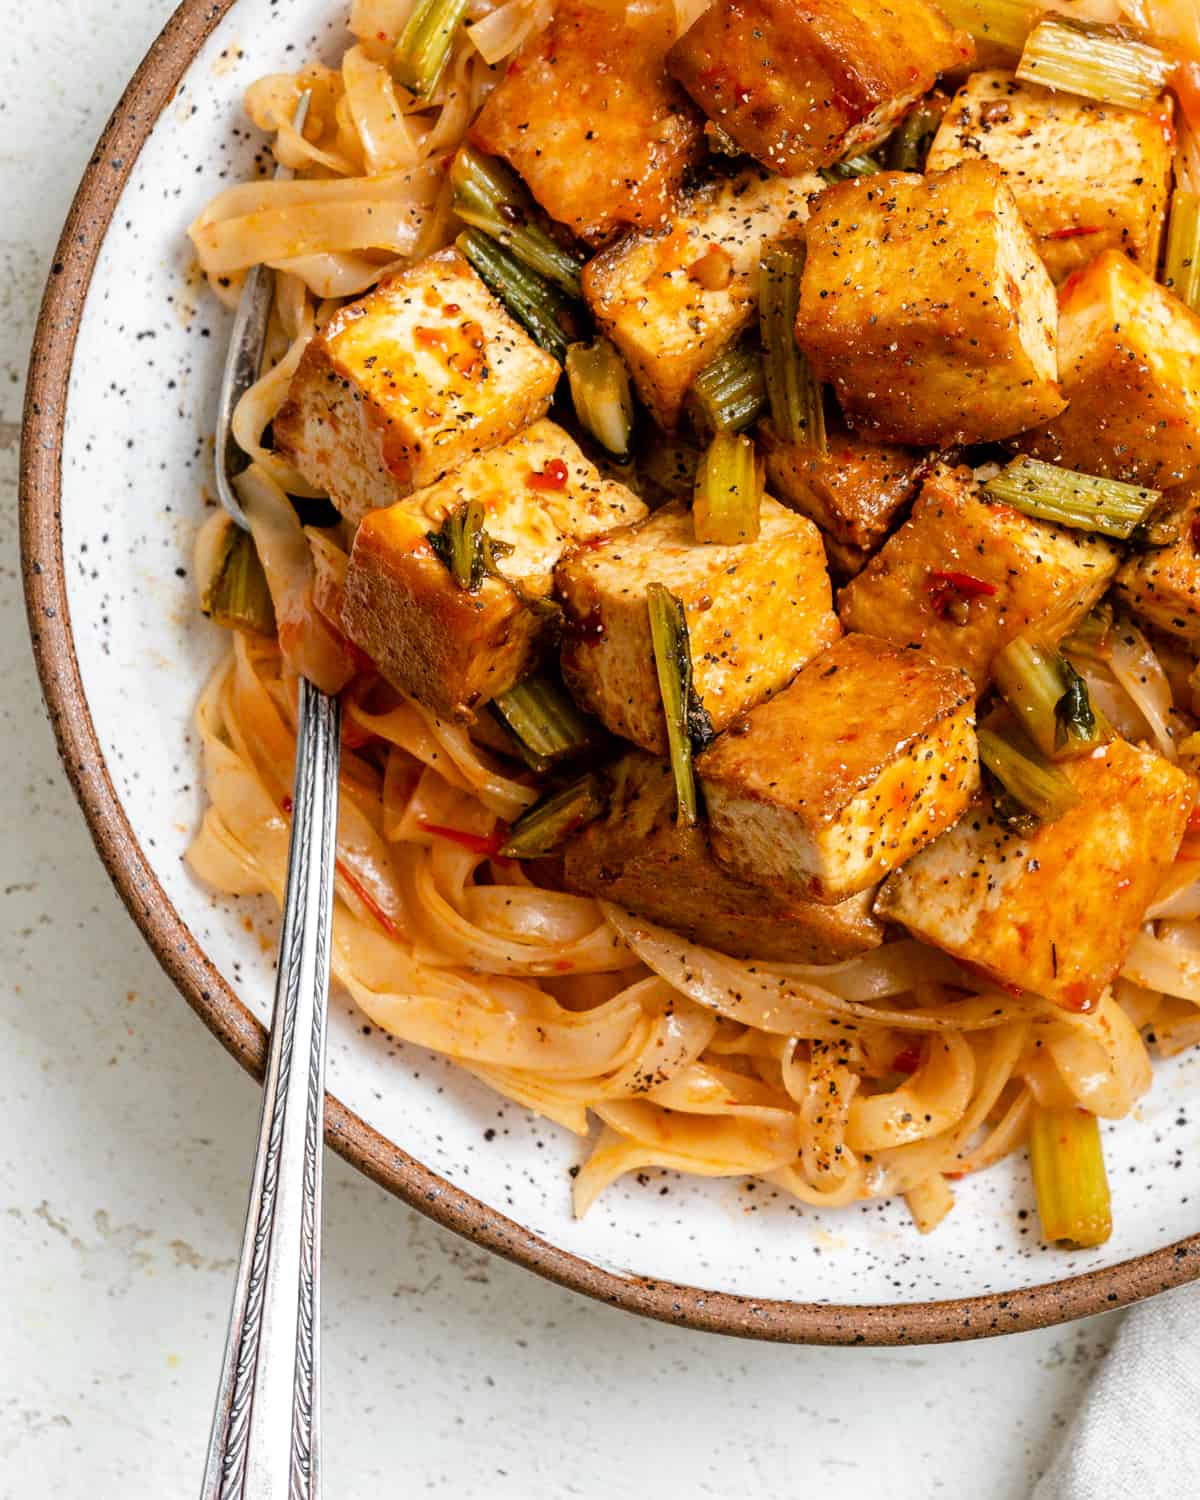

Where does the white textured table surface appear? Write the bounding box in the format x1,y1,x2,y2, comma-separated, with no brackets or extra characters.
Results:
0,3,1121,1494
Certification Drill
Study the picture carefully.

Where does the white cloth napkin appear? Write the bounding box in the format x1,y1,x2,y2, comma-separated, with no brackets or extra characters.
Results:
1032,1282,1200,1499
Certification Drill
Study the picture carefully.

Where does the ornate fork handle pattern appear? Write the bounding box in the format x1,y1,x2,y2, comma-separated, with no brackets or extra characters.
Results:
201,680,340,1500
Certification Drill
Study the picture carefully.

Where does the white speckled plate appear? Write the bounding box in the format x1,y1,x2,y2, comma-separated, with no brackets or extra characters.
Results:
22,0,1200,1342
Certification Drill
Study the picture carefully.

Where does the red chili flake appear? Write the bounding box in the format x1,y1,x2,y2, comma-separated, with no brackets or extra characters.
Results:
927,568,998,622
337,860,403,939
420,822,510,859
1044,225,1101,241
281,795,294,814
443,302,461,314
527,458,570,491
891,1046,922,1075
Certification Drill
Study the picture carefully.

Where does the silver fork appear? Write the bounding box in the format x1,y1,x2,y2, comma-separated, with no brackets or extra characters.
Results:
201,92,340,1500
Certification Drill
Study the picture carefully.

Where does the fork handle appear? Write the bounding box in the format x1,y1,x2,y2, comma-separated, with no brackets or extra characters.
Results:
201,680,340,1500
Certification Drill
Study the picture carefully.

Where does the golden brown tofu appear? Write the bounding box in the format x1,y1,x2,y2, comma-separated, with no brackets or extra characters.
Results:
837,465,1119,688
759,420,923,556
555,496,840,753
563,752,885,961
925,72,1174,284
667,0,972,174
340,420,647,717
468,0,703,245
795,162,1064,446
1020,250,1200,491
698,634,978,903
274,249,560,525
583,169,819,430
1116,491,1200,641
876,739,1195,1011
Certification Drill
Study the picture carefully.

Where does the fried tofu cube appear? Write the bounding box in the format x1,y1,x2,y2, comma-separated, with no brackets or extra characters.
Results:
1116,492,1200,640
583,169,819,429
563,752,885,961
274,249,561,525
1020,250,1200,491
468,0,703,245
698,634,978,903
925,71,1174,284
876,739,1195,1011
759,419,923,565
795,162,1064,446
555,496,839,752
340,420,647,717
837,464,1119,688
667,0,972,175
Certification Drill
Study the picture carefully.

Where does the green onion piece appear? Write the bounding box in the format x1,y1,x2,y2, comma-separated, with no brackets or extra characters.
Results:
202,523,277,636
1029,1107,1113,1249
640,440,701,498
1016,15,1173,110
426,500,513,590
887,95,949,172
491,672,595,774
393,0,469,98
978,718,1082,824
1165,190,1200,314
500,774,608,858
934,0,1035,53
984,456,1161,540
759,242,826,451
450,146,583,296
686,341,767,437
566,338,635,459
693,431,763,545
819,154,883,183
456,228,581,364
648,584,707,825
993,635,1108,759
1061,601,1115,662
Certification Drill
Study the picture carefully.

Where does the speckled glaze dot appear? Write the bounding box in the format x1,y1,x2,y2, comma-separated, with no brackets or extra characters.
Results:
19,0,1200,1345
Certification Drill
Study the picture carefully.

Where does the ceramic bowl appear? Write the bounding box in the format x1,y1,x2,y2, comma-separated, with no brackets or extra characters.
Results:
21,0,1200,1343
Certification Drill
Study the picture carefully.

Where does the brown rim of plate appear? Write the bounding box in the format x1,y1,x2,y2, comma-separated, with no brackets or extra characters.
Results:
19,0,1200,1346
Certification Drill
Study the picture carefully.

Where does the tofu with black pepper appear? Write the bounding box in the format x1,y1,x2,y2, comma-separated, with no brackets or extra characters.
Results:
925,71,1174,284
667,0,973,175
1020,250,1200,491
795,162,1065,446
555,496,839,753
759,419,924,576
837,464,1119,688
583,169,819,430
698,634,978,904
563,751,885,961
1116,491,1200,640
274,249,561,525
340,420,647,718
468,0,703,245
876,739,1195,1011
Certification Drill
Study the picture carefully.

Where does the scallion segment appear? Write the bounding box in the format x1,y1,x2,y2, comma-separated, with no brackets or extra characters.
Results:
201,522,277,637
1061,601,1115,662
450,146,584,296
887,95,949,172
393,0,469,99
1016,15,1173,110
1165,190,1200,314
934,0,1035,54
692,431,762,545
819,154,883,183
456,228,581,363
566,338,635,459
686,341,767,437
993,635,1108,759
491,672,596,774
500,774,608,858
759,242,826,451
648,584,710,825
979,718,1082,825
426,500,513,591
1029,1107,1113,1249
984,457,1161,540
